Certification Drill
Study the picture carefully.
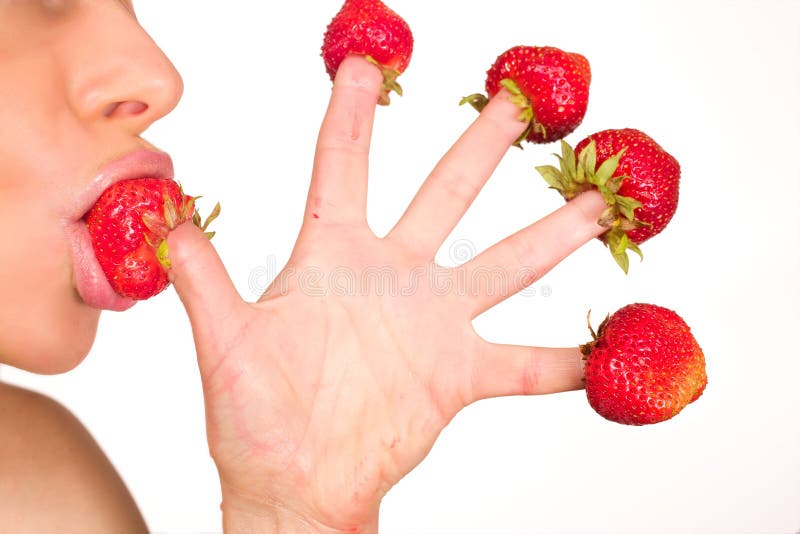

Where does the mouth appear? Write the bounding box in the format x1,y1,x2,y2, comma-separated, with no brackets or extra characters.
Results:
67,149,175,311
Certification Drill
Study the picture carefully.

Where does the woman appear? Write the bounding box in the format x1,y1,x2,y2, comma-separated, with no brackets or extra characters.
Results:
0,1,606,531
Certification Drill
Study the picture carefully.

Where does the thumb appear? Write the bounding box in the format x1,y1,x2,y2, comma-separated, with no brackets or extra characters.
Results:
468,343,585,404
166,221,243,330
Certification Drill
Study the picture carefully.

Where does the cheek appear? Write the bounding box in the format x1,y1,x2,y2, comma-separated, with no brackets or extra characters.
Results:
0,202,100,374
0,37,106,373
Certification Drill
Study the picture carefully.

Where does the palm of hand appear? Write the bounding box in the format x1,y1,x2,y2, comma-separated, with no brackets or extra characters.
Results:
167,56,606,532
207,226,478,528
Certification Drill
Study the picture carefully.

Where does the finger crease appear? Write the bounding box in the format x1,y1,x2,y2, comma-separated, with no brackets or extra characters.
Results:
521,350,542,396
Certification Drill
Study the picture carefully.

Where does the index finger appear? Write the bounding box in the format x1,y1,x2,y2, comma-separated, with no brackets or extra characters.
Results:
305,55,383,225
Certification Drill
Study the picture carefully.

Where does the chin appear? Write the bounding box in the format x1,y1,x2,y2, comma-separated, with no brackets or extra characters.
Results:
2,307,100,375
46,310,101,374
37,336,98,375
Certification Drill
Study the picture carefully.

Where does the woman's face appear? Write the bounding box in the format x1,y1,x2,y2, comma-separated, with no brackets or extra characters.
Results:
0,0,183,373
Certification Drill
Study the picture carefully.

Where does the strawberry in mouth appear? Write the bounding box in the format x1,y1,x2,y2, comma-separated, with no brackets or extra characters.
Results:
83,177,219,301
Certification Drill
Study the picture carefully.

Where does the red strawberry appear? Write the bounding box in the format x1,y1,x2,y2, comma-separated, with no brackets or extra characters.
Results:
84,178,219,300
322,0,413,105
536,129,681,272
461,46,591,145
581,303,707,426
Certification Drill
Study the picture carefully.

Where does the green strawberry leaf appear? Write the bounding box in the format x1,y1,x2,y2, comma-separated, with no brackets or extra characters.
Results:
459,93,489,113
531,119,547,139
600,187,618,206
598,207,618,227
611,247,630,274
594,147,626,187
606,176,624,194
183,197,197,221
157,239,172,270
604,228,621,251
500,78,524,97
603,228,632,274
555,140,578,180
536,165,564,191
627,239,644,261
517,105,534,123
561,140,577,177
554,153,567,175
616,195,643,221
384,77,403,97
141,212,162,235
537,138,646,275
202,202,222,232
365,55,403,105
190,201,222,241
163,196,179,229
499,79,534,125
615,233,630,255
578,139,597,177
576,156,586,184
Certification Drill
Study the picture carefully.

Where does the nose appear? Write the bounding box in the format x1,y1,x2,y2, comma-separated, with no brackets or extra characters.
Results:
65,2,184,135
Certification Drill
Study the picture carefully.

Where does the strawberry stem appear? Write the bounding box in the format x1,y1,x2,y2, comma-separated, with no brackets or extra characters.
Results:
580,311,610,358
192,201,221,239
587,310,598,340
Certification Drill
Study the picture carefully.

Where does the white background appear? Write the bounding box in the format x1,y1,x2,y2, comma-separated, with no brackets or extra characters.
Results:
3,0,800,532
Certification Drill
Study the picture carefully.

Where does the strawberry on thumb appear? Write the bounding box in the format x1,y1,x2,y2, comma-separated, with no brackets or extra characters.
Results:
166,222,242,329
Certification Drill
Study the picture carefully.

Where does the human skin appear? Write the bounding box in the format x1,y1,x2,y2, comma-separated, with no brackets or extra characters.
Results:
0,0,182,373
0,0,179,530
165,55,608,531
0,382,148,531
0,1,608,532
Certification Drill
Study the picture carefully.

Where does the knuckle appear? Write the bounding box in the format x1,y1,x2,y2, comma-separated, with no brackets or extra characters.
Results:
520,351,542,395
508,236,540,274
437,165,482,204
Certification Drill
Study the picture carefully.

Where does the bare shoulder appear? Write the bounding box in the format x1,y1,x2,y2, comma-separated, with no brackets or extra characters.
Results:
0,382,148,533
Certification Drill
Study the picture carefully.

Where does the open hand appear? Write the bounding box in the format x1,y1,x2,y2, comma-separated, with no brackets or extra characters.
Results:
167,55,606,533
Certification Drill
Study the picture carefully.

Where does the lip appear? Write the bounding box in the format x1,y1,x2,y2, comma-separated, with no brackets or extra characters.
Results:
67,148,175,311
